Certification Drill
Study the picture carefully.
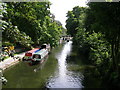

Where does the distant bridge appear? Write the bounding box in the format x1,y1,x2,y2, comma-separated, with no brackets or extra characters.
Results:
61,35,73,41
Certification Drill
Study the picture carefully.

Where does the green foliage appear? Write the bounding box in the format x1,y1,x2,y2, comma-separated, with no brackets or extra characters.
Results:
86,3,120,78
66,6,86,37
66,2,120,87
2,2,64,48
86,32,111,73
75,28,111,76
2,42,13,46
2,22,33,48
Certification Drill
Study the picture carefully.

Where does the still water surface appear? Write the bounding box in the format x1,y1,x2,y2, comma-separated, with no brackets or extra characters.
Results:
46,41,83,88
3,41,100,88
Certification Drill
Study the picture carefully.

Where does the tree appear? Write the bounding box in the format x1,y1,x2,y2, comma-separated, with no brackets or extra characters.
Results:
66,6,86,37
86,2,120,72
2,2,64,48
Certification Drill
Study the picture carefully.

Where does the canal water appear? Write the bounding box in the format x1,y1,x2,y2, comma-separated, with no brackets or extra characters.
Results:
46,41,83,88
3,41,101,88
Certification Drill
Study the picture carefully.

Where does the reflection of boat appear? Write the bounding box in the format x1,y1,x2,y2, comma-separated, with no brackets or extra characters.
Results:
33,56,48,72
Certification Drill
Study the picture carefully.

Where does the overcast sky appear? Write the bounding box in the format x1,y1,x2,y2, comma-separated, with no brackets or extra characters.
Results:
49,0,87,28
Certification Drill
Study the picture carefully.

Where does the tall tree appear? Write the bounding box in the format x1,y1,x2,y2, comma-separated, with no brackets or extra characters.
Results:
66,6,86,37
86,2,120,72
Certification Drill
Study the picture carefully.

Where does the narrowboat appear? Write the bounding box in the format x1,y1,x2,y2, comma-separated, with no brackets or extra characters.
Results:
31,48,48,64
22,48,40,61
30,44,50,64
22,44,50,62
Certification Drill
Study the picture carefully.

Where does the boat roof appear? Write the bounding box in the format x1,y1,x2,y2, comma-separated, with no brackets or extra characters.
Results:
27,48,39,53
35,49,41,53
34,49,47,55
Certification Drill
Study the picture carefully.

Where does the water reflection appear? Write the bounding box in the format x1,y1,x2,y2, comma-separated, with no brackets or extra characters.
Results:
46,41,84,88
33,56,48,72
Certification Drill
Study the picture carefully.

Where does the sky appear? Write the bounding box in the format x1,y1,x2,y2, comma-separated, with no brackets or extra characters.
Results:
49,0,88,28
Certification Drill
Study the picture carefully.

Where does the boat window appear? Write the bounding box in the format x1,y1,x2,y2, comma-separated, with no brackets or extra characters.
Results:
33,54,41,59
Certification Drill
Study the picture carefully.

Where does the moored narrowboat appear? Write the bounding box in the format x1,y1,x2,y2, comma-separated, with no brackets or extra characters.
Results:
22,48,39,61
30,44,50,64
22,44,50,63
31,48,48,64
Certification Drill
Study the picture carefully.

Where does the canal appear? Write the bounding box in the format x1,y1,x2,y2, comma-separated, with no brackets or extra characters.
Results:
3,41,101,88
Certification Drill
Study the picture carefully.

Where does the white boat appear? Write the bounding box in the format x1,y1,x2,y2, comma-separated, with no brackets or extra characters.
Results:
32,49,48,62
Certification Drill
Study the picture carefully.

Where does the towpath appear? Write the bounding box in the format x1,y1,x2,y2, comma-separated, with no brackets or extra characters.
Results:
0,52,25,70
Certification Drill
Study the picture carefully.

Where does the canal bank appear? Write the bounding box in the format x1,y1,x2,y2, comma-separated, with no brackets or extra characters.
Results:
3,41,102,88
0,53,25,71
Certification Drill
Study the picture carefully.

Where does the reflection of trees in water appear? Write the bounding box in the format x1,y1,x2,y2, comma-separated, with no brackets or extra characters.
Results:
65,45,102,88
